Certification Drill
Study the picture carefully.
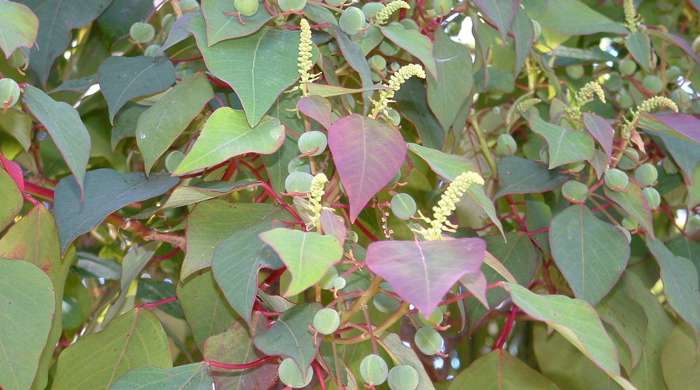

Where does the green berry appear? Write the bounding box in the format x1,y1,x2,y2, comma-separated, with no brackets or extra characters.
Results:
386,108,401,125
414,326,443,355
313,308,340,335
368,54,387,72
495,133,517,156
388,365,419,390
360,354,388,385
643,187,661,209
129,22,156,43
144,44,162,57
616,90,634,109
164,150,185,173
235,0,260,16
561,180,588,203
298,131,327,156
278,358,313,388
666,65,682,80
619,59,637,76
642,75,664,94
605,72,623,92
419,308,444,327
339,7,366,35
8,50,27,69
662,157,678,174
0,78,21,109
390,193,416,220
278,0,307,11
634,163,658,187
621,217,638,231
287,156,311,173
671,88,691,111
284,171,314,193
605,168,629,192
319,267,338,289
618,148,639,170
362,2,385,19
566,64,584,79
331,276,346,290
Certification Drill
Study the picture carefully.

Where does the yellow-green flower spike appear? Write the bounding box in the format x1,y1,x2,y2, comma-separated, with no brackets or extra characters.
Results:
307,173,328,229
621,96,679,139
624,0,641,32
297,19,318,96
565,81,605,123
414,171,485,240
374,0,410,25
370,63,425,119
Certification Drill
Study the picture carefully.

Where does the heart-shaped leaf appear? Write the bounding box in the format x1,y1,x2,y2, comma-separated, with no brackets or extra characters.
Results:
522,0,627,36
528,114,594,169
496,156,569,198
0,1,38,58
381,22,437,77
365,238,486,315
111,363,213,390
297,95,333,129
202,0,273,45
583,113,614,159
329,114,407,221
450,350,558,390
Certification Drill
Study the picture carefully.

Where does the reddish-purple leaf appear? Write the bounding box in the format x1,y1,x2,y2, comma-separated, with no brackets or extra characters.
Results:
461,271,489,308
320,209,346,245
651,112,700,144
328,114,407,221
297,95,334,129
366,238,486,315
583,112,615,159
647,28,700,66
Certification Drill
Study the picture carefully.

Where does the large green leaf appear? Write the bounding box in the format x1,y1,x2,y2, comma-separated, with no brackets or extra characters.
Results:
111,363,213,390
0,0,38,58
191,16,299,126
23,85,91,194
202,0,273,45
381,22,437,77
174,108,284,175
136,74,214,173
549,205,630,305
528,114,594,169
54,169,179,253
661,325,700,390
98,56,176,123
0,167,22,231
496,156,569,198
522,0,627,36
259,228,343,297
450,349,558,390
0,260,55,390
52,309,171,389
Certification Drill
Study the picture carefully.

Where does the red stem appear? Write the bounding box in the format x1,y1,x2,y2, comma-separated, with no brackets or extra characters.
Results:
138,296,178,309
207,355,277,370
493,305,519,349
313,360,327,390
24,182,54,200
353,219,378,242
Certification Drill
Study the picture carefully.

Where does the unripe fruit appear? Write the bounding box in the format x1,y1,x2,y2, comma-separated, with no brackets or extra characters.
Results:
391,193,416,220
414,326,443,355
331,276,346,290
285,171,314,193
298,131,327,156
339,7,367,36
278,358,313,388
235,0,260,16
562,180,588,203
278,0,307,11
619,59,637,76
642,75,663,94
129,22,156,43
643,187,661,209
605,168,629,192
362,2,385,19
666,65,682,81
671,88,691,111
662,157,678,174
0,78,21,109
388,365,420,390
313,308,340,335
360,354,388,385
287,156,310,173
368,54,387,72
616,90,634,109
605,72,623,92
8,50,27,69
495,133,517,156
386,108,401,126
419,308,444,327
634,163,658,187
144,44,162,57
618,148,639,170
566,64,584,79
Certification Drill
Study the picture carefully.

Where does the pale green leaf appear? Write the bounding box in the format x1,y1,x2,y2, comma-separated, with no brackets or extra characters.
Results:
0,0,38,58
450,349,558,390
0,167,22,232
381,22,437,77
111,363,213,390
202,0,273,45
528,114,594,169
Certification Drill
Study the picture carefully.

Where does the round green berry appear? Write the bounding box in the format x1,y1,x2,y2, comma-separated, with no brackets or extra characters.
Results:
278,0,306,11
284,171,314,193
287,156,310,174
390,193,416,220
331,276,346,290
235,0,260,16
495,133,517,156
298,131,327,156
634,163,658,187
129,22,156,43
419,308,444,327
339,7,366,36
618,148,639,170
8,49,27,69
666,65,682,81
362,2,385,19
388,365,419,390
671,88,691,111
278,358,313,388
414,326,443,356
360,354,388,385
642,75,664,94
605,168,629,192
144,44,162,57
386,108,401,125
616,90,634,109
619,59,637,76
368,54,387,72
566,64,584,79
313,308,340,335
561,180,588,203
605,72,623,92
662,157,678,174
0,78,21,109
643,187,661,209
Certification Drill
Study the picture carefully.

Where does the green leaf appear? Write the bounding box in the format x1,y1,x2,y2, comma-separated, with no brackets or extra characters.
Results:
528,114,594,169
0,109,33,151
639,113,700,185
54,169,179,253
177,270,238,349
496,156,569,198
263,138,298,194
182,200,286,278
0,260,55,390
202,0,273,45
396,78,445,149
174,108,284,175
111,363,213,390
0,0,38,58
604,183,654,234
136,74,214,173
254,303,320,374
427,30,473,131
52,309,171,390
507,283,634,389
259,228,343,296
625,31,652,72
472,0,517,41
162,180,258,209
0,167,22,232
522,0,627,36
450,349,558,390
23,85,91,194
98,56,176,123
335,28,373,112
661,324,700,390
111,104,147,150
512,9,535,76
190,16,299,126
381,22,437,77
382,333,435,390
549,205,630,305
97,0,154,39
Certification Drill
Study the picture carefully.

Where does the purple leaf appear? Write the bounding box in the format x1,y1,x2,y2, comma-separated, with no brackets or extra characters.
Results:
460,271,489,308
297,96,334,129
647,28,700,66
366,238,486,315
320,209,346,245
328,114,407,221
652,112,700,144
583,112,615,159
